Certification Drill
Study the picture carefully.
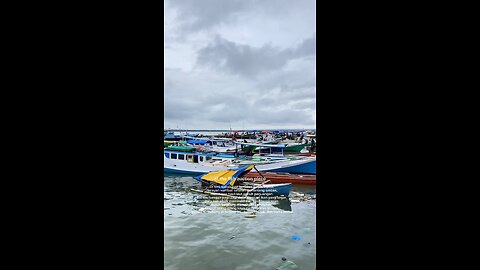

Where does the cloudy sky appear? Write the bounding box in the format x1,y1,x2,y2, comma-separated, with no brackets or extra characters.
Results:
164,0,316,130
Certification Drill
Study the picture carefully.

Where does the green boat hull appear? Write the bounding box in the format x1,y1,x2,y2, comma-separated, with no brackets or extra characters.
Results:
166,145,196,152
284,143,310,153
164,141,175,147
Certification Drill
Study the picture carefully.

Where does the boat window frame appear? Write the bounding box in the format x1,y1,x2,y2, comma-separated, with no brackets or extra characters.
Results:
165,153,170,159
171,153,177,159
178,154,185,160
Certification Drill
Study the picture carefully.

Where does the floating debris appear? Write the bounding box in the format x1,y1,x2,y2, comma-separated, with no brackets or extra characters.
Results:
276,257,298,270
290,191,315,201
291,235,301,241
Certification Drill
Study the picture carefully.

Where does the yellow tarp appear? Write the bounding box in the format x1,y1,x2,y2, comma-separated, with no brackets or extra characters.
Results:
201,170,237,186
201,165,255,186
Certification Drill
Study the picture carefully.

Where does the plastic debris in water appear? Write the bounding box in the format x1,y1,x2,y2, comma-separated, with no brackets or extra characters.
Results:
276,258,298,270
291,235,301,240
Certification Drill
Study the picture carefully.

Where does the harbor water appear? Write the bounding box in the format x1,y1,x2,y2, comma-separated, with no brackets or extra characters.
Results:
164,173,317,270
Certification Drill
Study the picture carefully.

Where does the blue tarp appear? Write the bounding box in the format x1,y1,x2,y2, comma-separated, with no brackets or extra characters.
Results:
187,139,210,145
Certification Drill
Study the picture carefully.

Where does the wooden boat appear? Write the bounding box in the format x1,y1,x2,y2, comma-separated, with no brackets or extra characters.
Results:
186,138,237,153
194,166,292,197
164,140,177,147
288,152,316,157
165,145,196,152
164,132,182,141
164,148,316,174
242,171,316,185
283,143,310,153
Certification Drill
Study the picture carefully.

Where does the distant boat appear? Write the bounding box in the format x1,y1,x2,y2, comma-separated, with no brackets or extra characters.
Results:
185,138,237,153
283,143,311,153
165,145,196,152
164,132,182,141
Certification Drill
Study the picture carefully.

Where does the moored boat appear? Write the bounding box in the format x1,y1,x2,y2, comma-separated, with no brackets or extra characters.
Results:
164,148,316,174
242,171,316,185
194,166,292,197
283,143,311,153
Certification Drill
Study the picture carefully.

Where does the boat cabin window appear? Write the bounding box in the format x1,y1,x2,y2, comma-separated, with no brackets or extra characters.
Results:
206,156,212,161
187,154,195,163
178,154,185,160
194,155,198,163
171,153,177,159
200,156,204,162
165,153,170,158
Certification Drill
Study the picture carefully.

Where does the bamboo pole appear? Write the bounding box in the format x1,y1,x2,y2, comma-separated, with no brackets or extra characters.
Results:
190,188,252,200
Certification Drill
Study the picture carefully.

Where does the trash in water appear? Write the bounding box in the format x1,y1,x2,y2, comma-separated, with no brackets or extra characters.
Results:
229,235,236,240
275,258,298,270
291,235,301,240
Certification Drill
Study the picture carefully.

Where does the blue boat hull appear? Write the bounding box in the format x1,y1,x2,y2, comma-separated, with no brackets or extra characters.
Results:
164,159,316,175
267,159,316,174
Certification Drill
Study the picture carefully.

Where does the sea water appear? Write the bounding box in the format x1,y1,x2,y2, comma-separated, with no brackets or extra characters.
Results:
164,173,316,270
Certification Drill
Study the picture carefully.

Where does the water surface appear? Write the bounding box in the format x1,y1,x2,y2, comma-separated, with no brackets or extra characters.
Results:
164,173,316,270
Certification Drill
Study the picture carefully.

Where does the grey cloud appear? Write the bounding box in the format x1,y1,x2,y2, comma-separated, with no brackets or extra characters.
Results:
292,34,316,58
197,34,315,78
164,0,316,129
291,100,316,110
167,0,315,34
166,0,252,33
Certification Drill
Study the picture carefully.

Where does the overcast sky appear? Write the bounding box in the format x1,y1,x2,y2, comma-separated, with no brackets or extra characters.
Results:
164,0,316,130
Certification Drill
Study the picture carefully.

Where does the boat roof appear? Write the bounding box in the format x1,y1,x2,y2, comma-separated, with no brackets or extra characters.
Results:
209,138,231,142
181,135,197,139
233,142,286,148
164,150,216,156
187,139,210,144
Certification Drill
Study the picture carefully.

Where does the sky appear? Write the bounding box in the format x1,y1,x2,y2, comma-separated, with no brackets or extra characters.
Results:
164,0,316,130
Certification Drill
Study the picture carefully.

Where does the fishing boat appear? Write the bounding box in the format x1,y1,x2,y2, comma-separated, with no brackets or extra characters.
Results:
194,165,292,197
185,138,237,153
163,148,316,174
283,143,311,153
164,140,176,147
165,145,196,152
242,171,316,185
164,132,182,141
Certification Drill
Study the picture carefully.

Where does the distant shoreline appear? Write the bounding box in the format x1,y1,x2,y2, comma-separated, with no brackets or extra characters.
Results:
164,129,316,132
